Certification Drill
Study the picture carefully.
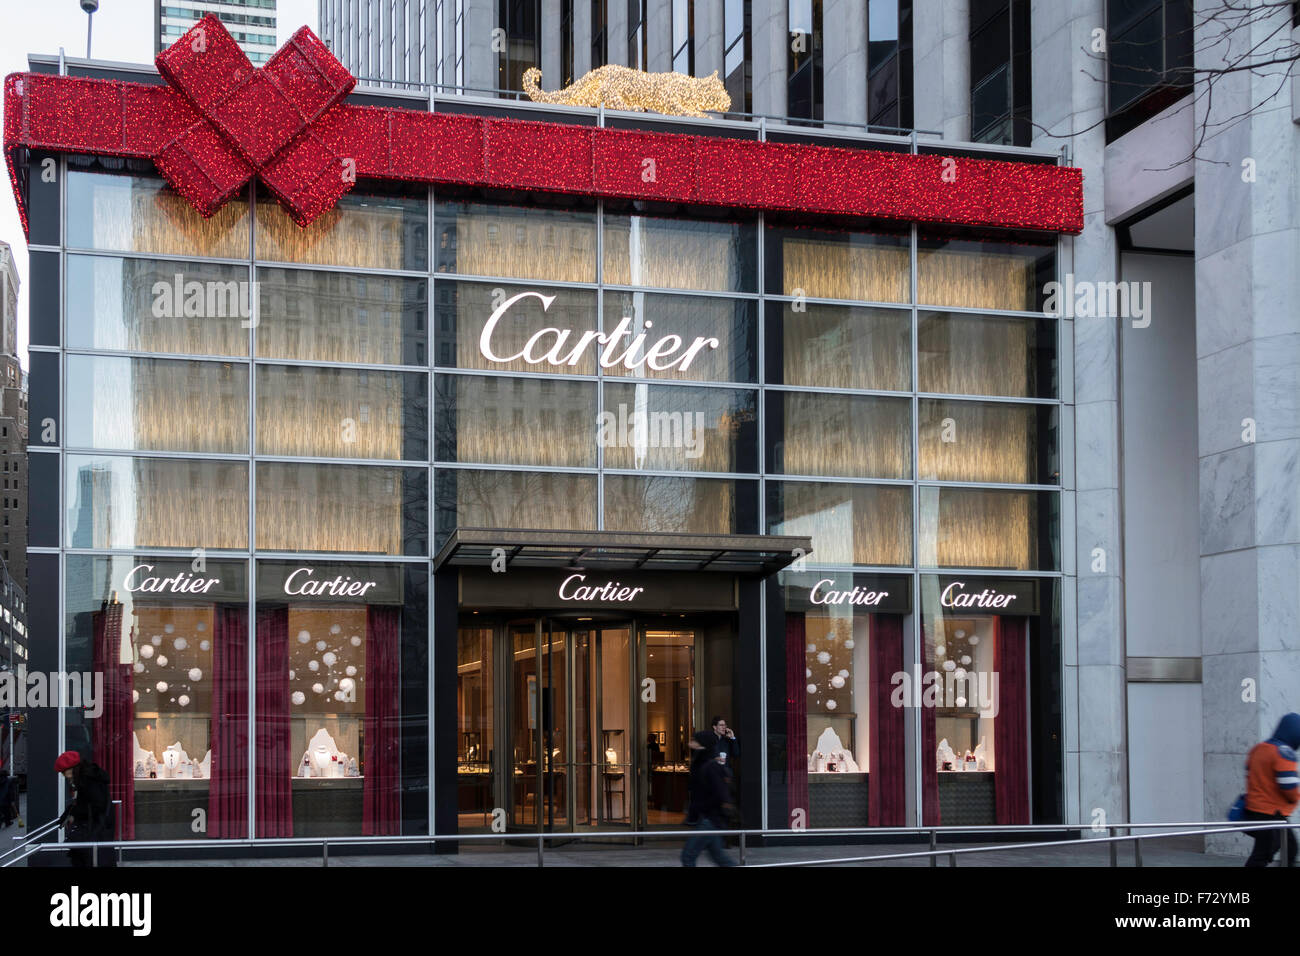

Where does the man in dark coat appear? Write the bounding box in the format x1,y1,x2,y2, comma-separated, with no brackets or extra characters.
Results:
680,753,737,867
55,750,116,867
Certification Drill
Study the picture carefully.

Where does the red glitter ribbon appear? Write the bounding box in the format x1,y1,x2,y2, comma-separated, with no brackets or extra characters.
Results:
2,15,1084,235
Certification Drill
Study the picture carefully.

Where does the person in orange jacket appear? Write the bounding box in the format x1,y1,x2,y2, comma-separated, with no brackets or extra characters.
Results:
1243,713,1300,867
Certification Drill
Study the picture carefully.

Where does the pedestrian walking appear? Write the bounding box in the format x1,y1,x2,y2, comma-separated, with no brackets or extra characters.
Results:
1241,712,1299,867
680,752,737,867
55,751,116,868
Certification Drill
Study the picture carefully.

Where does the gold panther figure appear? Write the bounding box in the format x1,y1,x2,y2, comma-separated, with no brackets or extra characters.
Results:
522,66,731,118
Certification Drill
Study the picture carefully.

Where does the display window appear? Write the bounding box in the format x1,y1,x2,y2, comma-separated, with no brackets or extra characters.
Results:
917,310,1057,399
780,572,911,827
603,209,757,293
766,480,913,567
255,185,427,272
918,399,1057,484
917,486,1058,571
601,382,758,474
764,301,911,391
434,469,597,549
764,219,911,303
63,555,250,840
435,374,598,468
603,475,758,534
767,391,912,479
600,291,758,384
435,196,597,283
916,230,1055,312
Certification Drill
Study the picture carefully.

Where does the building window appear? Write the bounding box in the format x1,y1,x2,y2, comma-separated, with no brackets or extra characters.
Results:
1105,0,1193,140
498,0,542,96
561,0,575,84
723,0,752,114
787,0,823,121
672,0,694,74
628,0,647,70
970,0,1032,146
592,0,608,68
868,0,913,130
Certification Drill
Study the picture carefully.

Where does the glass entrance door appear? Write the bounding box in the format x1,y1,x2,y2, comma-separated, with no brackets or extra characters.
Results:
637,628,698,827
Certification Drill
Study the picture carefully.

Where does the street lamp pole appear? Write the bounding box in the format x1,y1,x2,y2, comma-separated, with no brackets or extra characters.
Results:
80,0,100,60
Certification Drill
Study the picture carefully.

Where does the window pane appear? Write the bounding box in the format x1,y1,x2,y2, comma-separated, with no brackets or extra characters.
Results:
604,475,756,533
66,168,249,259
767,480,912,566
602,383,757,473
766,222,910,302
256,268,427,366
257,366,428,460
918,311,1056,398
917,234,1053,311
255,188,427,271
601,291,758,383
766,302,910,391
769,391,911,479
64,555,249,840
435,469,596,548
918,486,1057,570
603,212,756,292
256,463,426,555
436,281,599,375
919,399,1057,484
436,374,597,467
66,455,249,550
67,255,251,356
435,198,596,283
66,355,249,454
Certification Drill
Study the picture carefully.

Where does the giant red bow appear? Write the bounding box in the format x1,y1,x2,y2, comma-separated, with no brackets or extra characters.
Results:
152,15,356,226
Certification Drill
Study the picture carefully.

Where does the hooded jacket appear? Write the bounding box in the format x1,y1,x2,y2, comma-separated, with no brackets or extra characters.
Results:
62,762,114,839
1245,713,1300,816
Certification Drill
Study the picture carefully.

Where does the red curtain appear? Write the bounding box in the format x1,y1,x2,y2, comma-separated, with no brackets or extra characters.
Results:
994,616,1030,825
208,606,248,838
920,622,941,826
784,614,809,826
363,605,401,836
255,607,293,837
868,614,905,826
91,603,133,840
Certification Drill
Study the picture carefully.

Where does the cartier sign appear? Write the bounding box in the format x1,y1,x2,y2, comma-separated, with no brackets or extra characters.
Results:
558,574,645,603
124,564,221,594
809,579,890,607
480,290,719,372
939,581,1017,609
459,569,737,612
933,578,1039,616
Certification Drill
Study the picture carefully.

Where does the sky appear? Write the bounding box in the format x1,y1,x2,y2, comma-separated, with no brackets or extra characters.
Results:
0,0,319,369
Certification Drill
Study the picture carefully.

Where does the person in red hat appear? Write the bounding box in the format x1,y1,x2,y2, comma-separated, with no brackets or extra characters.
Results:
55,750,115,867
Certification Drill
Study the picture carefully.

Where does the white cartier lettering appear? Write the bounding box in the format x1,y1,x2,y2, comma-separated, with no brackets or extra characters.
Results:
284,567,378,598
480,290,719,372
939,581,1016,609
809,578,889,607
124,564,221,594
557,573,645,603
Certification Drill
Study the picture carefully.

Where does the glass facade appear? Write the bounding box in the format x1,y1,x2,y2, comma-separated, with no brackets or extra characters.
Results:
35,153,1064,841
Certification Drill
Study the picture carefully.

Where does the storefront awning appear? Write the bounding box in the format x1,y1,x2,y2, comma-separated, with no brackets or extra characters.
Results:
434,528,813,577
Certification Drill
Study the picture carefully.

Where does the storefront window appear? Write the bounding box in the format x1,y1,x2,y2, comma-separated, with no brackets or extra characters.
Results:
256,268,427,366
917,232,1054,312
255,560,424,837
435,469,597,548
256,365,428,461
435,281,599,375
65,454,249,550
918,399,1057,484
456,625,494,829
255,463,426,556
436,374,597,468
256,187,427,271
768,391,911,479
603,211,756,292
66,355,249,455
63,555,249,840
66,255,251,357
603,475,757,534
601,383,757,473
780,571,911,827
601,292,757,384
66,165,250,260
767,480,912,567
917,486,1058,570
918,311,1056,398
435,197,597,283
765,302,911,391
765,221,910,303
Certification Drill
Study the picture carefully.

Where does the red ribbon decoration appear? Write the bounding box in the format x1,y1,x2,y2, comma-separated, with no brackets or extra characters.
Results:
3,14,1084,236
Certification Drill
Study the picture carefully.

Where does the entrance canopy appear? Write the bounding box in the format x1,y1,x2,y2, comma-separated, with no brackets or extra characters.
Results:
434,528,813,577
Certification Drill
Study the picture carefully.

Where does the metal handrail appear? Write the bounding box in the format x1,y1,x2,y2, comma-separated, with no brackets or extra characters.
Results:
8,818,1294,867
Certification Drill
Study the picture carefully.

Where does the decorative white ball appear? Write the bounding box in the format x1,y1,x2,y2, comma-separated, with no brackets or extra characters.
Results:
960,655,972,666
954,629,966,639
942,660,956,672
312,682,324,694
830,675,845,689
807,644,816,653
955,696,968,708
969,636,980,645
288,669,295,680
195,622,206,632
140,645,154,659
178,694,190,707
322,651,337,667
954,667,967,680
350,636,361,647
199,640,210,651
308,660,319,671
164,624,175,634
839,669,849,678
316,640,327,651
297,630,311,644
805,667,812,678
156,681,168,693
132,690,139,703
826,699,838,710
843,639,855,649
334,691,346,701
291,691,305,706
345,665,357,677
173,637,188,651
330,624,342,634
816,651,831,664
807,684,817,694
189,667,202,682
151,634,163,646
157,655,168,668
339,677,355,694
133,662,144,674
936,644,946,657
